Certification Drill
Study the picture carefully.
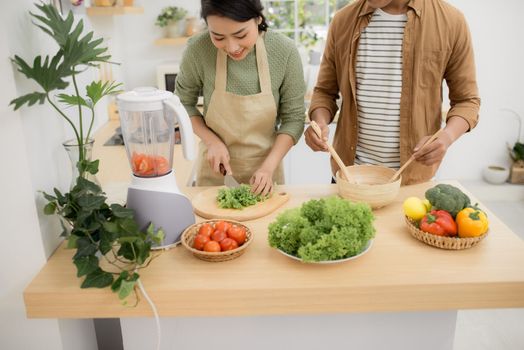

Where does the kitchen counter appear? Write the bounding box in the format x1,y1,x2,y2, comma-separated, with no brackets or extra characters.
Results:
22,121,524,350
24,179,524,319
23,121,524,319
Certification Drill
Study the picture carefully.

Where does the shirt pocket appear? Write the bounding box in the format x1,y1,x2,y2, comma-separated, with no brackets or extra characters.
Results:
419,50,450,89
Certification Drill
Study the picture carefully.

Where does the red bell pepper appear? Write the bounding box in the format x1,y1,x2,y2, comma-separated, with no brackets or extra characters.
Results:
419,210,457,237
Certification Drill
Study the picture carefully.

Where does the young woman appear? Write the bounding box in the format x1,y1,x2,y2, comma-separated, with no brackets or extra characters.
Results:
175,0,306,195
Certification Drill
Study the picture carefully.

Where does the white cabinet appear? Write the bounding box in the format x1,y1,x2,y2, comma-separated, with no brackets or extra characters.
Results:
283,123,337,185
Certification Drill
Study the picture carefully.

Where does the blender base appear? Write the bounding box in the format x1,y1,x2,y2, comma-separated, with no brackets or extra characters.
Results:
126,187,195,248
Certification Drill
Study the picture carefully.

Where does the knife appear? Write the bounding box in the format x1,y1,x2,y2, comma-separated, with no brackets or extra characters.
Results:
219,163,240,188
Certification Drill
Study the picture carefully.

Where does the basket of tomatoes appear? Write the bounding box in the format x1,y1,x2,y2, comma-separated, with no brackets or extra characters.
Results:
181,219,252,262
403,184,489,250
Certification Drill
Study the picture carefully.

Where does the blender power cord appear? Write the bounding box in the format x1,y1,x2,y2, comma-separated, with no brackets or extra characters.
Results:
137,277,161,350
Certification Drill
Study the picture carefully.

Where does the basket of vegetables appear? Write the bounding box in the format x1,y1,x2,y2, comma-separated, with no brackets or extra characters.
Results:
268,196,375,263
181,219,252,262
403,184,489,250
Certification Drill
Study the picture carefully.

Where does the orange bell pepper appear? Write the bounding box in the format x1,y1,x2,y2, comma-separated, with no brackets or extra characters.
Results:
456,207,489,238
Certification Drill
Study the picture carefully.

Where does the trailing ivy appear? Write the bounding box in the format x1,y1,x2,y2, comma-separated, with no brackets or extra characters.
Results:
10,3,162,303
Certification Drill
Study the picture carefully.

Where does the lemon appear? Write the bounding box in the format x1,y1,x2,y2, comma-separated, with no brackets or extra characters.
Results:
423,199,432,212
403,197,427,221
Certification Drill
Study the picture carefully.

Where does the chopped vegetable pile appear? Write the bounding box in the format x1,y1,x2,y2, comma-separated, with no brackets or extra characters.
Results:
217,184,267,209
268,196,375,262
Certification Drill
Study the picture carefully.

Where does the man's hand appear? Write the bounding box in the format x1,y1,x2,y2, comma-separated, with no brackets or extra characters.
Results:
413,116,470,166
412,130,453,165
304,121,330,152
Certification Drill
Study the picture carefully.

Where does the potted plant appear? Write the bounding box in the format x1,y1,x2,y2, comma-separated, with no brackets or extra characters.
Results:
10,3,163,303
509,142,524,183
155,6,188,38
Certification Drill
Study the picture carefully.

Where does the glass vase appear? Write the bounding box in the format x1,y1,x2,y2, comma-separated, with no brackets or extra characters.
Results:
62,138,100,190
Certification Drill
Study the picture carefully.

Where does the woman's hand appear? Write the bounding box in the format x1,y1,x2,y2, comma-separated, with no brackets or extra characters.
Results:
206,139,232,175
250,167,274,196
304,121,329,152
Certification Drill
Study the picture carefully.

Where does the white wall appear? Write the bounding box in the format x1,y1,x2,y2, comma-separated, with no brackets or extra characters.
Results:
106,0,524,182
436,0,524,181
103,0,201,90
0,1,101,349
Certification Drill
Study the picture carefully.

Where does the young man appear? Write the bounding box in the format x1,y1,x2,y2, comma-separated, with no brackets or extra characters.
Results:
305,0,480,184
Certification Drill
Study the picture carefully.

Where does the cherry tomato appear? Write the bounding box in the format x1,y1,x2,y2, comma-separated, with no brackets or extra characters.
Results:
220,237,239,251
193,234,210,251
198,223,213,238
203,240,221,252
214,221,231,233
227,225,246,245
211,230,227,243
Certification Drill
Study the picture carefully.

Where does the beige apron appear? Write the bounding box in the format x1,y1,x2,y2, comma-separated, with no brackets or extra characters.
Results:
196,34,284,186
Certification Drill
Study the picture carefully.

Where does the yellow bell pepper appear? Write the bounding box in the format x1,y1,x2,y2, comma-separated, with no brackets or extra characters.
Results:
456,207,489,238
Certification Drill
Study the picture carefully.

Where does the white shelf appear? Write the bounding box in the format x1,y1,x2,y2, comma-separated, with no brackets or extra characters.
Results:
154,37,190,46
86,6,144,16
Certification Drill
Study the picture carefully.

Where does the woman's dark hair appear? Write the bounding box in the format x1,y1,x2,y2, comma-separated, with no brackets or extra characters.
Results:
201,0,268,32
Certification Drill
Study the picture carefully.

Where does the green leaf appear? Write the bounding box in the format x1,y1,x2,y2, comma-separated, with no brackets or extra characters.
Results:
9,92,46,110
86,80,123,106
99,230,114,255
111,271,129,292
66,234,78,249
119,218,140,234
133,240,151,265
118,278,138,300
60,219,72,238
117,242,136,261
110,204,134,218
81,268,113,288
77,195,105,211
75,176,102,194
31,4,75,47
57,93,88,107
73,237,97,259
103,221,119,233
118,237,140,244
10,53,70,94
42,191,57,202
146,224,165,245
82,159,99,175
43,202,57,215
73,255,99,277
53,188,67,204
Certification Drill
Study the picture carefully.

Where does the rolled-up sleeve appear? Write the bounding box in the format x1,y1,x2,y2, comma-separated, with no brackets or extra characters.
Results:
445,12,480,130
175,41,204,118
308,16,340,122
276,45,306,144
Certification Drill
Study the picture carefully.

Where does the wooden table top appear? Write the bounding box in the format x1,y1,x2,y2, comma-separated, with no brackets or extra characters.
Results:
23,123,524,319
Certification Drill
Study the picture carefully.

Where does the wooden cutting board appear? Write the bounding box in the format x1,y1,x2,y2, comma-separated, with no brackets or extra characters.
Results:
192,187,290,221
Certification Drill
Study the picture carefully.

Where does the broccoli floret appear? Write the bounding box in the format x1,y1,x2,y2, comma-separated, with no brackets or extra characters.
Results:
425,184,470,217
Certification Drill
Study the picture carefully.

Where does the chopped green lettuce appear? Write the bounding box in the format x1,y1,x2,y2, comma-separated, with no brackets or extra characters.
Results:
217,184,267,209
268,197,375,262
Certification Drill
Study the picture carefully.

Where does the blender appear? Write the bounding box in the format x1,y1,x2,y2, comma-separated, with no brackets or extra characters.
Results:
117,87,196,248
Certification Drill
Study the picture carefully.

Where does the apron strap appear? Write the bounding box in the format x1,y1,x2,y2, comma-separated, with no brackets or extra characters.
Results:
214,34,272,94
255,34,272,94
215,49,228,92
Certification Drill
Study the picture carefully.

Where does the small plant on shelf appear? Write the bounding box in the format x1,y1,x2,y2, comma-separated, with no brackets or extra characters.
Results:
9,3,163,304
155,6,187,28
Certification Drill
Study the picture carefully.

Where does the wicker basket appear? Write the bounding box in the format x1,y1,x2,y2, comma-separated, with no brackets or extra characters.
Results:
405,216,487,250
181,219,253,262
